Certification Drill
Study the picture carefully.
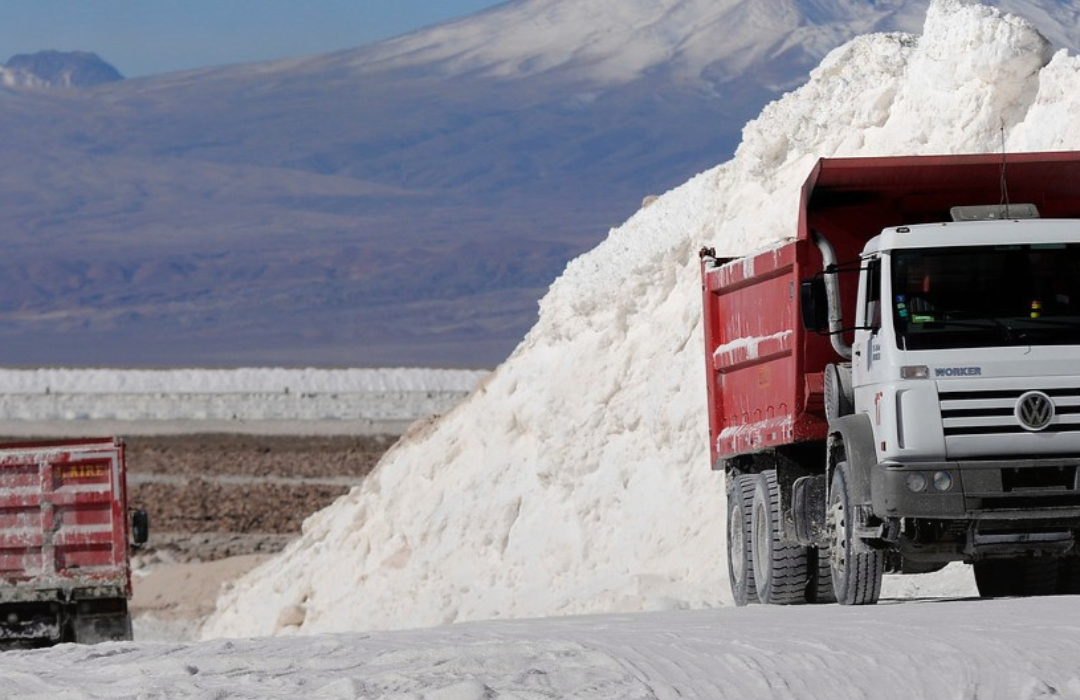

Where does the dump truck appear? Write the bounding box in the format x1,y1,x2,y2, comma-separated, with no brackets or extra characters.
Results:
700,151,1080,605
0,438,148,646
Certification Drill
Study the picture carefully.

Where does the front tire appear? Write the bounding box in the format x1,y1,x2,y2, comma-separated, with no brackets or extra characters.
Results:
829,463,884,605
727,474,758,606
751,471,808,605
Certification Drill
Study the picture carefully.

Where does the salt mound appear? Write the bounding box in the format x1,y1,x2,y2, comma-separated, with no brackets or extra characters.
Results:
203,0,1079,638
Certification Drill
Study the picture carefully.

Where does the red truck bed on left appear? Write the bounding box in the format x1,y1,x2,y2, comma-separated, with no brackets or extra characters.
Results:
0,438,140,647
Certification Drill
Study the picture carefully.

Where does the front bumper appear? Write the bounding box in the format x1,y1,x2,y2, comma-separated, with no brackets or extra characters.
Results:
871,457,1080,522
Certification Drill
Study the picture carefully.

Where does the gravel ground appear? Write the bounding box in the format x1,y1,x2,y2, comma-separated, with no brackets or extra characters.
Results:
1,431,399,639
113,433,396,564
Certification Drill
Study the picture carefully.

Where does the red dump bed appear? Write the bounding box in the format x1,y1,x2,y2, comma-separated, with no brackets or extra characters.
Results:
701,151,1080,467
0,438,132,600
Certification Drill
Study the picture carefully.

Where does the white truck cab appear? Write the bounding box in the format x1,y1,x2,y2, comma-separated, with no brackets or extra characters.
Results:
704,153,1080,607
843,216,1080,589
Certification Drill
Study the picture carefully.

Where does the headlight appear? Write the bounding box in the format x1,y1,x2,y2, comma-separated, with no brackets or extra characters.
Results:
905,473,928,492
933,471,954,492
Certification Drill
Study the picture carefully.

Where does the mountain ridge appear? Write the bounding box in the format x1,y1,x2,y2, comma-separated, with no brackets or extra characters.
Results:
1,50,123,88
1,0,1078,367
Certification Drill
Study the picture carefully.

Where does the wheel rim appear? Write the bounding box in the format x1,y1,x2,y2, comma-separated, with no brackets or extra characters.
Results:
753,499,767,580
829,489,847,584
729,501,745,584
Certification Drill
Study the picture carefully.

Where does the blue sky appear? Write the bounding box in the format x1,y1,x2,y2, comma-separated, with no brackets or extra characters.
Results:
0,0,506,77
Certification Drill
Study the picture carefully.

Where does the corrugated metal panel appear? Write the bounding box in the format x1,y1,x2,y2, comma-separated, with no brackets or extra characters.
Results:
0,440,128,597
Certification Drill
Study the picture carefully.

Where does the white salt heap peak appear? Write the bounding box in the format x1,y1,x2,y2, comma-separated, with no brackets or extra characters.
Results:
203,0,1079,638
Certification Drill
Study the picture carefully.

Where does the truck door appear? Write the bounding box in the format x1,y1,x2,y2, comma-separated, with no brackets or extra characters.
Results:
852,255,890,425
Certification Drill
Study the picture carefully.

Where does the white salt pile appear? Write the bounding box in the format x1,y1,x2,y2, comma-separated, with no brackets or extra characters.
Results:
203,0,1080,637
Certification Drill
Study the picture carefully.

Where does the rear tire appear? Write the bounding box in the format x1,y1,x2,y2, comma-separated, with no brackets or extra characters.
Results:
727,474,758,606
1059,556,1080,595
806,546,837,604
974,560,1014,597
752,471,808,605
975,558,1061,598
828,463,884,605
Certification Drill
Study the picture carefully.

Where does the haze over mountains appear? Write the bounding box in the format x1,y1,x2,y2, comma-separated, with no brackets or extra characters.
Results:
3,0,1079,368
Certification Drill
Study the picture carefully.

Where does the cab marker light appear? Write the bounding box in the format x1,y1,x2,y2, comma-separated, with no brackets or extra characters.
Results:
901,365,930,379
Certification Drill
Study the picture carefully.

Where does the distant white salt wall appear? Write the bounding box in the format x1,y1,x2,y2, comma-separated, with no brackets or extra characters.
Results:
0,368,487,394
0,368,488,429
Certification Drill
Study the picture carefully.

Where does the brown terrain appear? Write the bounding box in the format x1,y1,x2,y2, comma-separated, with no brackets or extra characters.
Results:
123,433,396,564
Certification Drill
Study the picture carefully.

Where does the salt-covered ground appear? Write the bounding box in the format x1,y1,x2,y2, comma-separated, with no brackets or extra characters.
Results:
203,0,1080,639
8,596,1080,699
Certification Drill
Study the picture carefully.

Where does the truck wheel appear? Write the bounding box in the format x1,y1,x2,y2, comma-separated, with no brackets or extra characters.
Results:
973,560,1015,597
751,471,808,605
1022,559,1060,595
828,463,884,605
806,546,837,604
727,474,758,606
1059,556,1080,595
975,558,1059,597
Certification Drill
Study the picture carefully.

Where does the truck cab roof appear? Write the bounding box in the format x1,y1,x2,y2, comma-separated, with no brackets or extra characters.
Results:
866,218,1080,254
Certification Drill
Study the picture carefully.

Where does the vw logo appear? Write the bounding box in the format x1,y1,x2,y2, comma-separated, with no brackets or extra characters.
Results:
1015,391,1055,431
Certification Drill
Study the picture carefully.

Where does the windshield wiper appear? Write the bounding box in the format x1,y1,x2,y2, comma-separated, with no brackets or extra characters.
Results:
913,316,1019,342
1009,316,1080,328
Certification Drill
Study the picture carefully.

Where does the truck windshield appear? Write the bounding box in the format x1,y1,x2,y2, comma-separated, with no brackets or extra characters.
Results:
892,244,1080,350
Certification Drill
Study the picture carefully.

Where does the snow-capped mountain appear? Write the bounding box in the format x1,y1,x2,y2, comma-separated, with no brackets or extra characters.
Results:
360,0,921,88
1,50,123,88
0,0,1078,368
357,0,1080,86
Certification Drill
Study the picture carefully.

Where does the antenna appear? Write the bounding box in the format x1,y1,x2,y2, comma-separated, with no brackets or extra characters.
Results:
999,120,1011,218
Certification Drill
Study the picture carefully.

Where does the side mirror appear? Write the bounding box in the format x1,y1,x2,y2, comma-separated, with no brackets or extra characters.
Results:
131,509,150,548
800,278,829,332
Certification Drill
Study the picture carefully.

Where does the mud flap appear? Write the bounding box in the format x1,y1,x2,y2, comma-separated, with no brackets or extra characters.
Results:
72,599,134,644
793,474,828,547
828,414,876,505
